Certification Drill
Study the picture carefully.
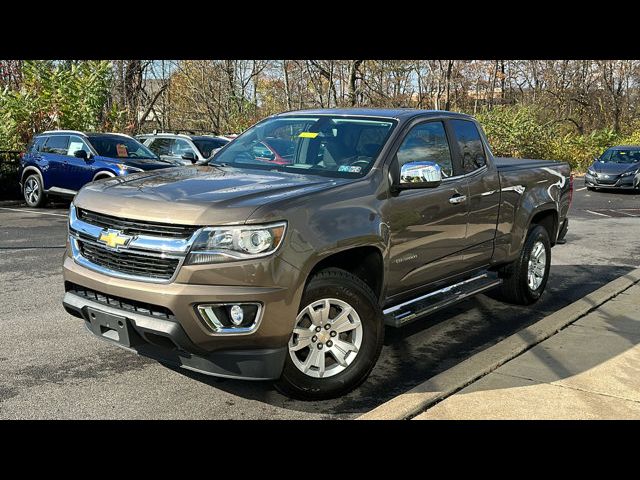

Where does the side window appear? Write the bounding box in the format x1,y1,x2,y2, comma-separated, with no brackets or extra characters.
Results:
171,139,196,157
396,121,453,177
450,120,486,174
43,135,70,155
148,138,173,156
30,136,47,153
252,142,275,161
67,136,91,157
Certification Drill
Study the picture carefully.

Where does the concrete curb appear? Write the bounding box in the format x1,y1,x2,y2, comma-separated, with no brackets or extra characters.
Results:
358,267,640,420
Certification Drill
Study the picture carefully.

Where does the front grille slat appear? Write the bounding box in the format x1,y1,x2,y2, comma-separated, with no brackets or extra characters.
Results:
78,208,200,239
65,282,175,320
78,240,179,280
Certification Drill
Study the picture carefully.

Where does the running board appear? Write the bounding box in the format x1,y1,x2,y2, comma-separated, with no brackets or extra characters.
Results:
383,272,503,328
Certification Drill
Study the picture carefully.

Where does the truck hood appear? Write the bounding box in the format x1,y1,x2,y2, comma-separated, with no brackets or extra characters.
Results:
74,165,349,225
592,161,640,175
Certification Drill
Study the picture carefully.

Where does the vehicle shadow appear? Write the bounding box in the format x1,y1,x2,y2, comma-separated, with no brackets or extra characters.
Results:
450,280,640,418
163,263,635,417
591,187,640,196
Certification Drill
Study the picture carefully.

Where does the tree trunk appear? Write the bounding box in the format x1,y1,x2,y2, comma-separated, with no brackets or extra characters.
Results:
283,60,292,110
348,60,363,107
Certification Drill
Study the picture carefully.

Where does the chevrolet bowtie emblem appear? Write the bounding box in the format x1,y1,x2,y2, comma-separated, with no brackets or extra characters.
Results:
98,229,131,249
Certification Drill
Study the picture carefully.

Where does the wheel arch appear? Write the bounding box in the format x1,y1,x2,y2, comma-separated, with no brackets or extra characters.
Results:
305,246,384,302
92,170,117,181
21,166,45,186
529,207,559,246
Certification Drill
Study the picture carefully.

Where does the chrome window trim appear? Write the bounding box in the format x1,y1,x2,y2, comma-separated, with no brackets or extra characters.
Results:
441,164,488,183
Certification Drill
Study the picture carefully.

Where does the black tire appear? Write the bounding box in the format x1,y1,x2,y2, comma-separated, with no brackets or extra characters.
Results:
22,173,47,208
275,268,384,400
494,224,551,305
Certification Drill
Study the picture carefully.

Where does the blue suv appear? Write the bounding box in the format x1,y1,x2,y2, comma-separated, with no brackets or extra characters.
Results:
19,130,179,207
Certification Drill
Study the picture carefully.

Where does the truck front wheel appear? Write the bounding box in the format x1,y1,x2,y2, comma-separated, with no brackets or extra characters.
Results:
495,224,551,305
275,268,384,400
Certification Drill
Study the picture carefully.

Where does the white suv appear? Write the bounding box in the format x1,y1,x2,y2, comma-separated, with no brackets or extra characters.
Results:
137,133,230,165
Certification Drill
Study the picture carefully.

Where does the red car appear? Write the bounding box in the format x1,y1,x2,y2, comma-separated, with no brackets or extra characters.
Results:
251,138,295,165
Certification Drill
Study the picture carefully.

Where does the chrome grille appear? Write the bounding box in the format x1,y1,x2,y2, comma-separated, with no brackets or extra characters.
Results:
77,208,200,239
77,240,179,280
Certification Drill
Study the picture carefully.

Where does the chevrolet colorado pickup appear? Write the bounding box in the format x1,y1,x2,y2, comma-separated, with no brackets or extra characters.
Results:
62,109,572,399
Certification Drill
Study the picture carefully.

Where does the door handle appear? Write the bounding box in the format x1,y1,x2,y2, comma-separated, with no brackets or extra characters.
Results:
449,194,467,204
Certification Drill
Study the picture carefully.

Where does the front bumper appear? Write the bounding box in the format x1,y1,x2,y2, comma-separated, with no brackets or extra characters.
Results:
585,173,637,189
62,249,305,380
63,292,287,380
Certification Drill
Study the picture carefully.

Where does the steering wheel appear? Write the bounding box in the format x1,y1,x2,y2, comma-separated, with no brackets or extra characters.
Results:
350,159,371,169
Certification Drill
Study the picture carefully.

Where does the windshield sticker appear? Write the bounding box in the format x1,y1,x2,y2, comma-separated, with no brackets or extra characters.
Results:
116,144,128,157
298,132,319,139
338,165,362,173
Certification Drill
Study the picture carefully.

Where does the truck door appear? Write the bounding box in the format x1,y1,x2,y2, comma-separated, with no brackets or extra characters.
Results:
384,120,469,297
448,119,500,268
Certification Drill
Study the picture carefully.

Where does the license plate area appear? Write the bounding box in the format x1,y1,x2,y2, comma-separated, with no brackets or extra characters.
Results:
85,307,136,347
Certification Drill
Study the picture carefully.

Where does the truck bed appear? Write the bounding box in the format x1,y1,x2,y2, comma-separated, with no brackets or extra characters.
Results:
495,157,566,171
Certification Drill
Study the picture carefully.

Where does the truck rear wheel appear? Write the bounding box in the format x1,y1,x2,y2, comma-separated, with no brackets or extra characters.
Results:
275,268,384,400
495,224,551,305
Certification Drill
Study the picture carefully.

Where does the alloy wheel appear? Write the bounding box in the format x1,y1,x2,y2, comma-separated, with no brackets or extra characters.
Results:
527,240,546,290
288,298,363,379
24,177,40,205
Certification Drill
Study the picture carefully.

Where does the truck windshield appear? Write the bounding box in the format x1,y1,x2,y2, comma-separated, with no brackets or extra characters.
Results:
210,116,396,178
600,149,640,163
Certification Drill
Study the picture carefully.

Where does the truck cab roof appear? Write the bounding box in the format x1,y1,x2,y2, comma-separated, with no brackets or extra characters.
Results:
275,108,475,121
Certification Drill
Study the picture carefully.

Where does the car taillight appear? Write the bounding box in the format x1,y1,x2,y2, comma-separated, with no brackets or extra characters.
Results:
568,173,574,206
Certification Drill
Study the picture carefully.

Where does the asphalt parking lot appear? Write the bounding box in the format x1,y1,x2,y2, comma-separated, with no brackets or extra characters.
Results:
1,176,639,419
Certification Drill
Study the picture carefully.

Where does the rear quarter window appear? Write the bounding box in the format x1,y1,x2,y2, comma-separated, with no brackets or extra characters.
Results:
29,136,47,153
43,135,70,155
450,120,487,173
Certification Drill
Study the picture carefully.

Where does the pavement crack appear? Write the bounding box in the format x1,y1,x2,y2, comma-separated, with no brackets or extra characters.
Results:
541,380,640,405
494,372,640,405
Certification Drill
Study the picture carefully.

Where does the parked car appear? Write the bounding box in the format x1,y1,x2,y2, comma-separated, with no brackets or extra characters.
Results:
19,131,178,207
62,109,572,399
137,133,230,165
247,137,296,165
585,145,640,190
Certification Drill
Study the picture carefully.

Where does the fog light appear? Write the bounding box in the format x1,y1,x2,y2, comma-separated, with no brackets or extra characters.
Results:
230,305,244,325
196,303,262,334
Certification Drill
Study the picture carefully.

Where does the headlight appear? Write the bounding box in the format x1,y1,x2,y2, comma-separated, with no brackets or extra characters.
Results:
116,164,144,173
186,222,287,264
587,168,596,176
620,170,638,177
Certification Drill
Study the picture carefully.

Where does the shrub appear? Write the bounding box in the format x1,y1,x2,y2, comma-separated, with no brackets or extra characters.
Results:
474,105,634,172
0,60,117,151
475,105,556,160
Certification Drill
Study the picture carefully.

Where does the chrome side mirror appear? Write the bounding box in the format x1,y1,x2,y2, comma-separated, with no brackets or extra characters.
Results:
399,161,442,189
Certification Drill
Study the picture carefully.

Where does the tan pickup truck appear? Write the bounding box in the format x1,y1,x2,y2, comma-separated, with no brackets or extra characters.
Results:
62,109,572,399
